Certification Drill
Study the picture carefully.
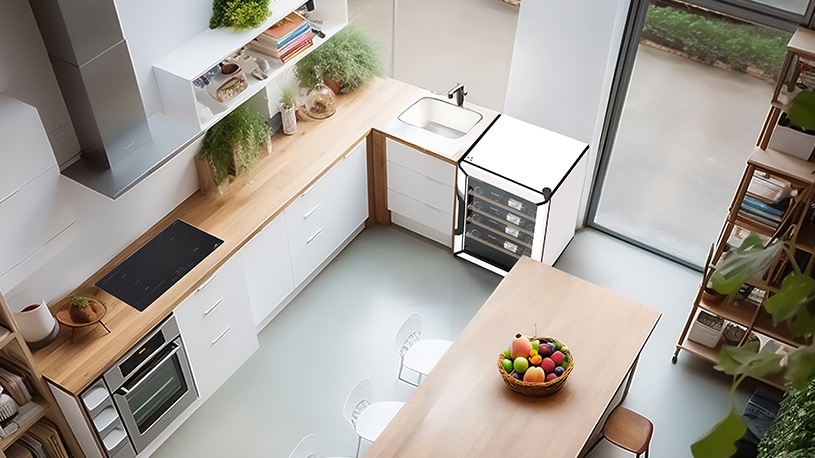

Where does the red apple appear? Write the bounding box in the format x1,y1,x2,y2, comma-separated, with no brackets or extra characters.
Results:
551,351,565,366
545,373,559,382
540,357,556,373
509,334,533,359
523,366,546,382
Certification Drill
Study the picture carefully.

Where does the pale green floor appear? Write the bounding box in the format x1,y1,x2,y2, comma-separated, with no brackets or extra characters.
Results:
152,225,773,457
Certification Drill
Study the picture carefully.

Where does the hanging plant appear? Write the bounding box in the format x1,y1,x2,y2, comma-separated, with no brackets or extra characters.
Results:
210,0,271,30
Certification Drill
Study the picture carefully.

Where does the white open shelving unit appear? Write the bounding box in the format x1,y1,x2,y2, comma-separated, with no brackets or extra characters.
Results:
153,0,347,130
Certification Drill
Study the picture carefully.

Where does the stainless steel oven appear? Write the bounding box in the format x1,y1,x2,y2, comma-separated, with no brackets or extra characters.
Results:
103,315,197,454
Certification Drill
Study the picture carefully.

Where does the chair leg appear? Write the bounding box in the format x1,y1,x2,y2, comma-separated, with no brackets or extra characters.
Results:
355,436,361,458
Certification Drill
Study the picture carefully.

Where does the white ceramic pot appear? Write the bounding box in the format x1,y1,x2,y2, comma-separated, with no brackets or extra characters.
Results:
281,106,297,135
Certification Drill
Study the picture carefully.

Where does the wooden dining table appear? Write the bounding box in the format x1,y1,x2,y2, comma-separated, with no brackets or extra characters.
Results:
365,256,661,457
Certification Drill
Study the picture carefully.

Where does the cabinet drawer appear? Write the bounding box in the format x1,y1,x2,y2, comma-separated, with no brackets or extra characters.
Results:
387,161,454,213
285,167,337,233
174,254,243,331
180,278,251,361
388,189,454,235
190,307,258,401
287,201,334,255
386,138,456,184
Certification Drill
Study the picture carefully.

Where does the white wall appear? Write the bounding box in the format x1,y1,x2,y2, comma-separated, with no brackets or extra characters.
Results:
503,0,632,225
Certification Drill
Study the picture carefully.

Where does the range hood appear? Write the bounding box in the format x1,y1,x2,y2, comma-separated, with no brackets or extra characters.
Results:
28,0,199,199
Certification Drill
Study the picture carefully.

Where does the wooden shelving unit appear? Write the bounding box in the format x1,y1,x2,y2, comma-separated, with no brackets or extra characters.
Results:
0,295,82,457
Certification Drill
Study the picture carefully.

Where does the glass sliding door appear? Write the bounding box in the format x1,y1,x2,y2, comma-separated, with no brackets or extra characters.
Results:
588,0,798,269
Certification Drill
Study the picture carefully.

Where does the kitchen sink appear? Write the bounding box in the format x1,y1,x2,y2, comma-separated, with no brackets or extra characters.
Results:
398,97,483,139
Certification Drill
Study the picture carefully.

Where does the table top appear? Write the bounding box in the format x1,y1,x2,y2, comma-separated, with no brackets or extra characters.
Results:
365,257,661,457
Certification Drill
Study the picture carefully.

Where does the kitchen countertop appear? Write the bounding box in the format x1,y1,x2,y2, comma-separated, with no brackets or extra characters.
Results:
32,77,498,395
366,256,661,457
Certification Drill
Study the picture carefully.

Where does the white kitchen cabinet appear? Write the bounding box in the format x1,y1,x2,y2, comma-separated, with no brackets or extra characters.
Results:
153,0,347,130
175,253,258,402
242,212,295,328
0,95,78,294
386,138,456,247
285,139,368,285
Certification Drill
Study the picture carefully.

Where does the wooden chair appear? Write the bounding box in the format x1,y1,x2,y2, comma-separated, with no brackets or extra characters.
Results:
601,406,653,457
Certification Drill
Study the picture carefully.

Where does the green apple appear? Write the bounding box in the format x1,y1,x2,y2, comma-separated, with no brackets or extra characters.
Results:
513,357,529,374
531,339,540,352
502,358,514,374
502,348,511,359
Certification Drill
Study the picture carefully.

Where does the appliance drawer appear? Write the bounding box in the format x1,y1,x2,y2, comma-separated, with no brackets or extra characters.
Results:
190,307,258,401
388,189,453,235
174,254,243,331
387,161,454,214
386,138,456,184
180,278,251,361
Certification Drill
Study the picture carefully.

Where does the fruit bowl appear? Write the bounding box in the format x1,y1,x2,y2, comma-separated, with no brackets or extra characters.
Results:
498,335,574,397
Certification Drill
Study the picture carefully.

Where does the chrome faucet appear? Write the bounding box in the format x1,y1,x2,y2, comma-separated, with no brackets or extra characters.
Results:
448,83,467,107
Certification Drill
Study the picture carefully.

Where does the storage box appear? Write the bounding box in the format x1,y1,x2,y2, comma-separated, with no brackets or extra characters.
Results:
688,310,724,348
768,112,815,161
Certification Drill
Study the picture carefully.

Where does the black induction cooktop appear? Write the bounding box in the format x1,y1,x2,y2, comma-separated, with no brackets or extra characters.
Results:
96,220,223,311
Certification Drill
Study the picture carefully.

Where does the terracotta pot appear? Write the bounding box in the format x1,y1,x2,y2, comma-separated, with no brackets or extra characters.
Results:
70,299,103,324
324,77,341,95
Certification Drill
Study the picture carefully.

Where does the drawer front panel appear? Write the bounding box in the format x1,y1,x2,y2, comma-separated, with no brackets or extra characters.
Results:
180,278,250,361
388,189,453,235
287,203,335,255
387,161,454,213
284,164,339,233
386,138,456,184
174,255,243,330
190,307,258,401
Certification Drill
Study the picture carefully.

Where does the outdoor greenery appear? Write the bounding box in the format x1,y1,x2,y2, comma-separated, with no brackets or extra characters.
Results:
642,3,790,80
201,102,271,185
757,375,815,457
209,0,271,30
295,25,384,93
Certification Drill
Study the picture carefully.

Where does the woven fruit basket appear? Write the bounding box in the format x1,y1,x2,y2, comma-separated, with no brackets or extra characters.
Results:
498,336,574,397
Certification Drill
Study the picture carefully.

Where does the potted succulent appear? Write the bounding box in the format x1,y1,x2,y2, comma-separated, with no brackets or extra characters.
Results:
197,102,272,194
69,295,104,324
209,0,271,30
279,84,297,135
295,25,385,95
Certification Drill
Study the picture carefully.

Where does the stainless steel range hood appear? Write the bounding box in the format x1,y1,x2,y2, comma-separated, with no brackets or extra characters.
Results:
28,0,198,199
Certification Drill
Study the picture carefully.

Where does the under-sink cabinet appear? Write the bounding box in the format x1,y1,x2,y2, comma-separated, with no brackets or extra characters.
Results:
386,138,456,247
174,253,258,402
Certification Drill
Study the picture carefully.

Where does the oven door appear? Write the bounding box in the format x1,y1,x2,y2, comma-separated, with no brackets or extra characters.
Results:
111,337,197,453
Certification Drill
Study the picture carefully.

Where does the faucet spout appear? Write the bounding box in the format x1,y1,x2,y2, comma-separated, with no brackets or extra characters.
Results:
447,83,467,107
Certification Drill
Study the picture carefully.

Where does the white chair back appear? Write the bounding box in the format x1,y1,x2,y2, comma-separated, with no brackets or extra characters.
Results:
343,379,373,429
289,433,320,458
394,313,423,357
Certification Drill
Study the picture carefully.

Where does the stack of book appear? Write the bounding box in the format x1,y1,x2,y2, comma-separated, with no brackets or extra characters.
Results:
739,194,789,229
247,12,314,64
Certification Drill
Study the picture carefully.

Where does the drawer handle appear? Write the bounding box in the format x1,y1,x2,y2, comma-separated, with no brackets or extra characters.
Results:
212,327,230,345
196,274,217,293
423,203,444,213
303,204,321,220
301,181,318,197
424,175,446,187
204,298,223,316
306,229,322,244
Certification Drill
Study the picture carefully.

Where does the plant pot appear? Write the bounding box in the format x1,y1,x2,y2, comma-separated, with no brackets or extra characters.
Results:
324,77,341,95
281,106,297,135
69,298,104,324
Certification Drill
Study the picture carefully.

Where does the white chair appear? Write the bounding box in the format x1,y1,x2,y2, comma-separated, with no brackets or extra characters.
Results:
342,379,404,457
288,433,351,458
394,313,453,386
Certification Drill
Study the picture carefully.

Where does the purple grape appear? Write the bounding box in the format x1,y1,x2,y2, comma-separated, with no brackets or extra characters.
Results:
554,366,565,376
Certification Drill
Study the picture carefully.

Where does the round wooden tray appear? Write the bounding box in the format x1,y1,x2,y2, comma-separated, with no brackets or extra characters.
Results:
55,300,107,328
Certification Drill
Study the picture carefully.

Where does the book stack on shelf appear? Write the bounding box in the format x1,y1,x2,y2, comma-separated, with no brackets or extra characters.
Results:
739,173,793,229
247,12,314,64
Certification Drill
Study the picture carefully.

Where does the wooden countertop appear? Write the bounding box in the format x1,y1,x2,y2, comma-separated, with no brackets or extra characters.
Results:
365,257,661,457
31,77,497,395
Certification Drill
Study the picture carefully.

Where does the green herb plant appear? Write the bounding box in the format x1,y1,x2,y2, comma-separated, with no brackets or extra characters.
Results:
280,85,296,110
757,375,815,457
70,295,89,309
210,0,271,30
200,103,271,186
295,25,384,94
691,232,815,458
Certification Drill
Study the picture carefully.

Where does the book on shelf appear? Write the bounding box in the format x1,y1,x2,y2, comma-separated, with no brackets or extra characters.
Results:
741,195,788,218
747,173,792,204
738,208,781,228
739,204,782,224
261,11,309,45
279,39,313,63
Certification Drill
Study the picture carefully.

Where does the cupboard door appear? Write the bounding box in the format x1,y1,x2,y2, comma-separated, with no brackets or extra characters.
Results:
242,213,295,327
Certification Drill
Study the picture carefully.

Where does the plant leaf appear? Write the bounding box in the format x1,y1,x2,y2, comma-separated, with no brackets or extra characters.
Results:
709,234,781,295
714,341,782,379
764,272,815,327
690,409,747,458
786,344,815,391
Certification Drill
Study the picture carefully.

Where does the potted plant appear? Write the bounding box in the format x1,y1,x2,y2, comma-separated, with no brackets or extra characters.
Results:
295,25,385,95
69,295,104,324
209,0,271,30
279,84,297,135
197,102,272,194
757,375,815,456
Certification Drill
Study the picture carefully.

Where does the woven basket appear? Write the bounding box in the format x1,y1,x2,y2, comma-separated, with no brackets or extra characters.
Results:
498,336,574,397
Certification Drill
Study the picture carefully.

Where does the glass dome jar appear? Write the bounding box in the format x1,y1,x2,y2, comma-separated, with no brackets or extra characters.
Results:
305,67,336,119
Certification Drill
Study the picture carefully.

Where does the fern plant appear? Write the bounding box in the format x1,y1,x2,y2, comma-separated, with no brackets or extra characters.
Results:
210,0,271,30
200,103,271,185
296,25,384,93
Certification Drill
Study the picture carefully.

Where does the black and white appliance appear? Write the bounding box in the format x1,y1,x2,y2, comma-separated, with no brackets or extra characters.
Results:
102,315,196,455
454,114,589,275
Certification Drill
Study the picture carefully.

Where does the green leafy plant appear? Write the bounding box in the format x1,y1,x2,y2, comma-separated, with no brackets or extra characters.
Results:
692,233,815,457
280,85,296,110
210,0,271,30
200,102,271,185
295,25,384,94
69,295,89,309
757,375,815,457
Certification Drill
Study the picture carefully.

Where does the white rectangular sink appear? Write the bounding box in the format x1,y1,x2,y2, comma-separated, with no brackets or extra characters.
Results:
398,97,483,139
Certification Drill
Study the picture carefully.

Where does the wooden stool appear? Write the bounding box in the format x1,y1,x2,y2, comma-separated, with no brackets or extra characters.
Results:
602,406,653,457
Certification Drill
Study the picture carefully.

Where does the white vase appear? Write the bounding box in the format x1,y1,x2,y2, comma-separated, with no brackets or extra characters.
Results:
8,290,58,347
281,106,296,135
